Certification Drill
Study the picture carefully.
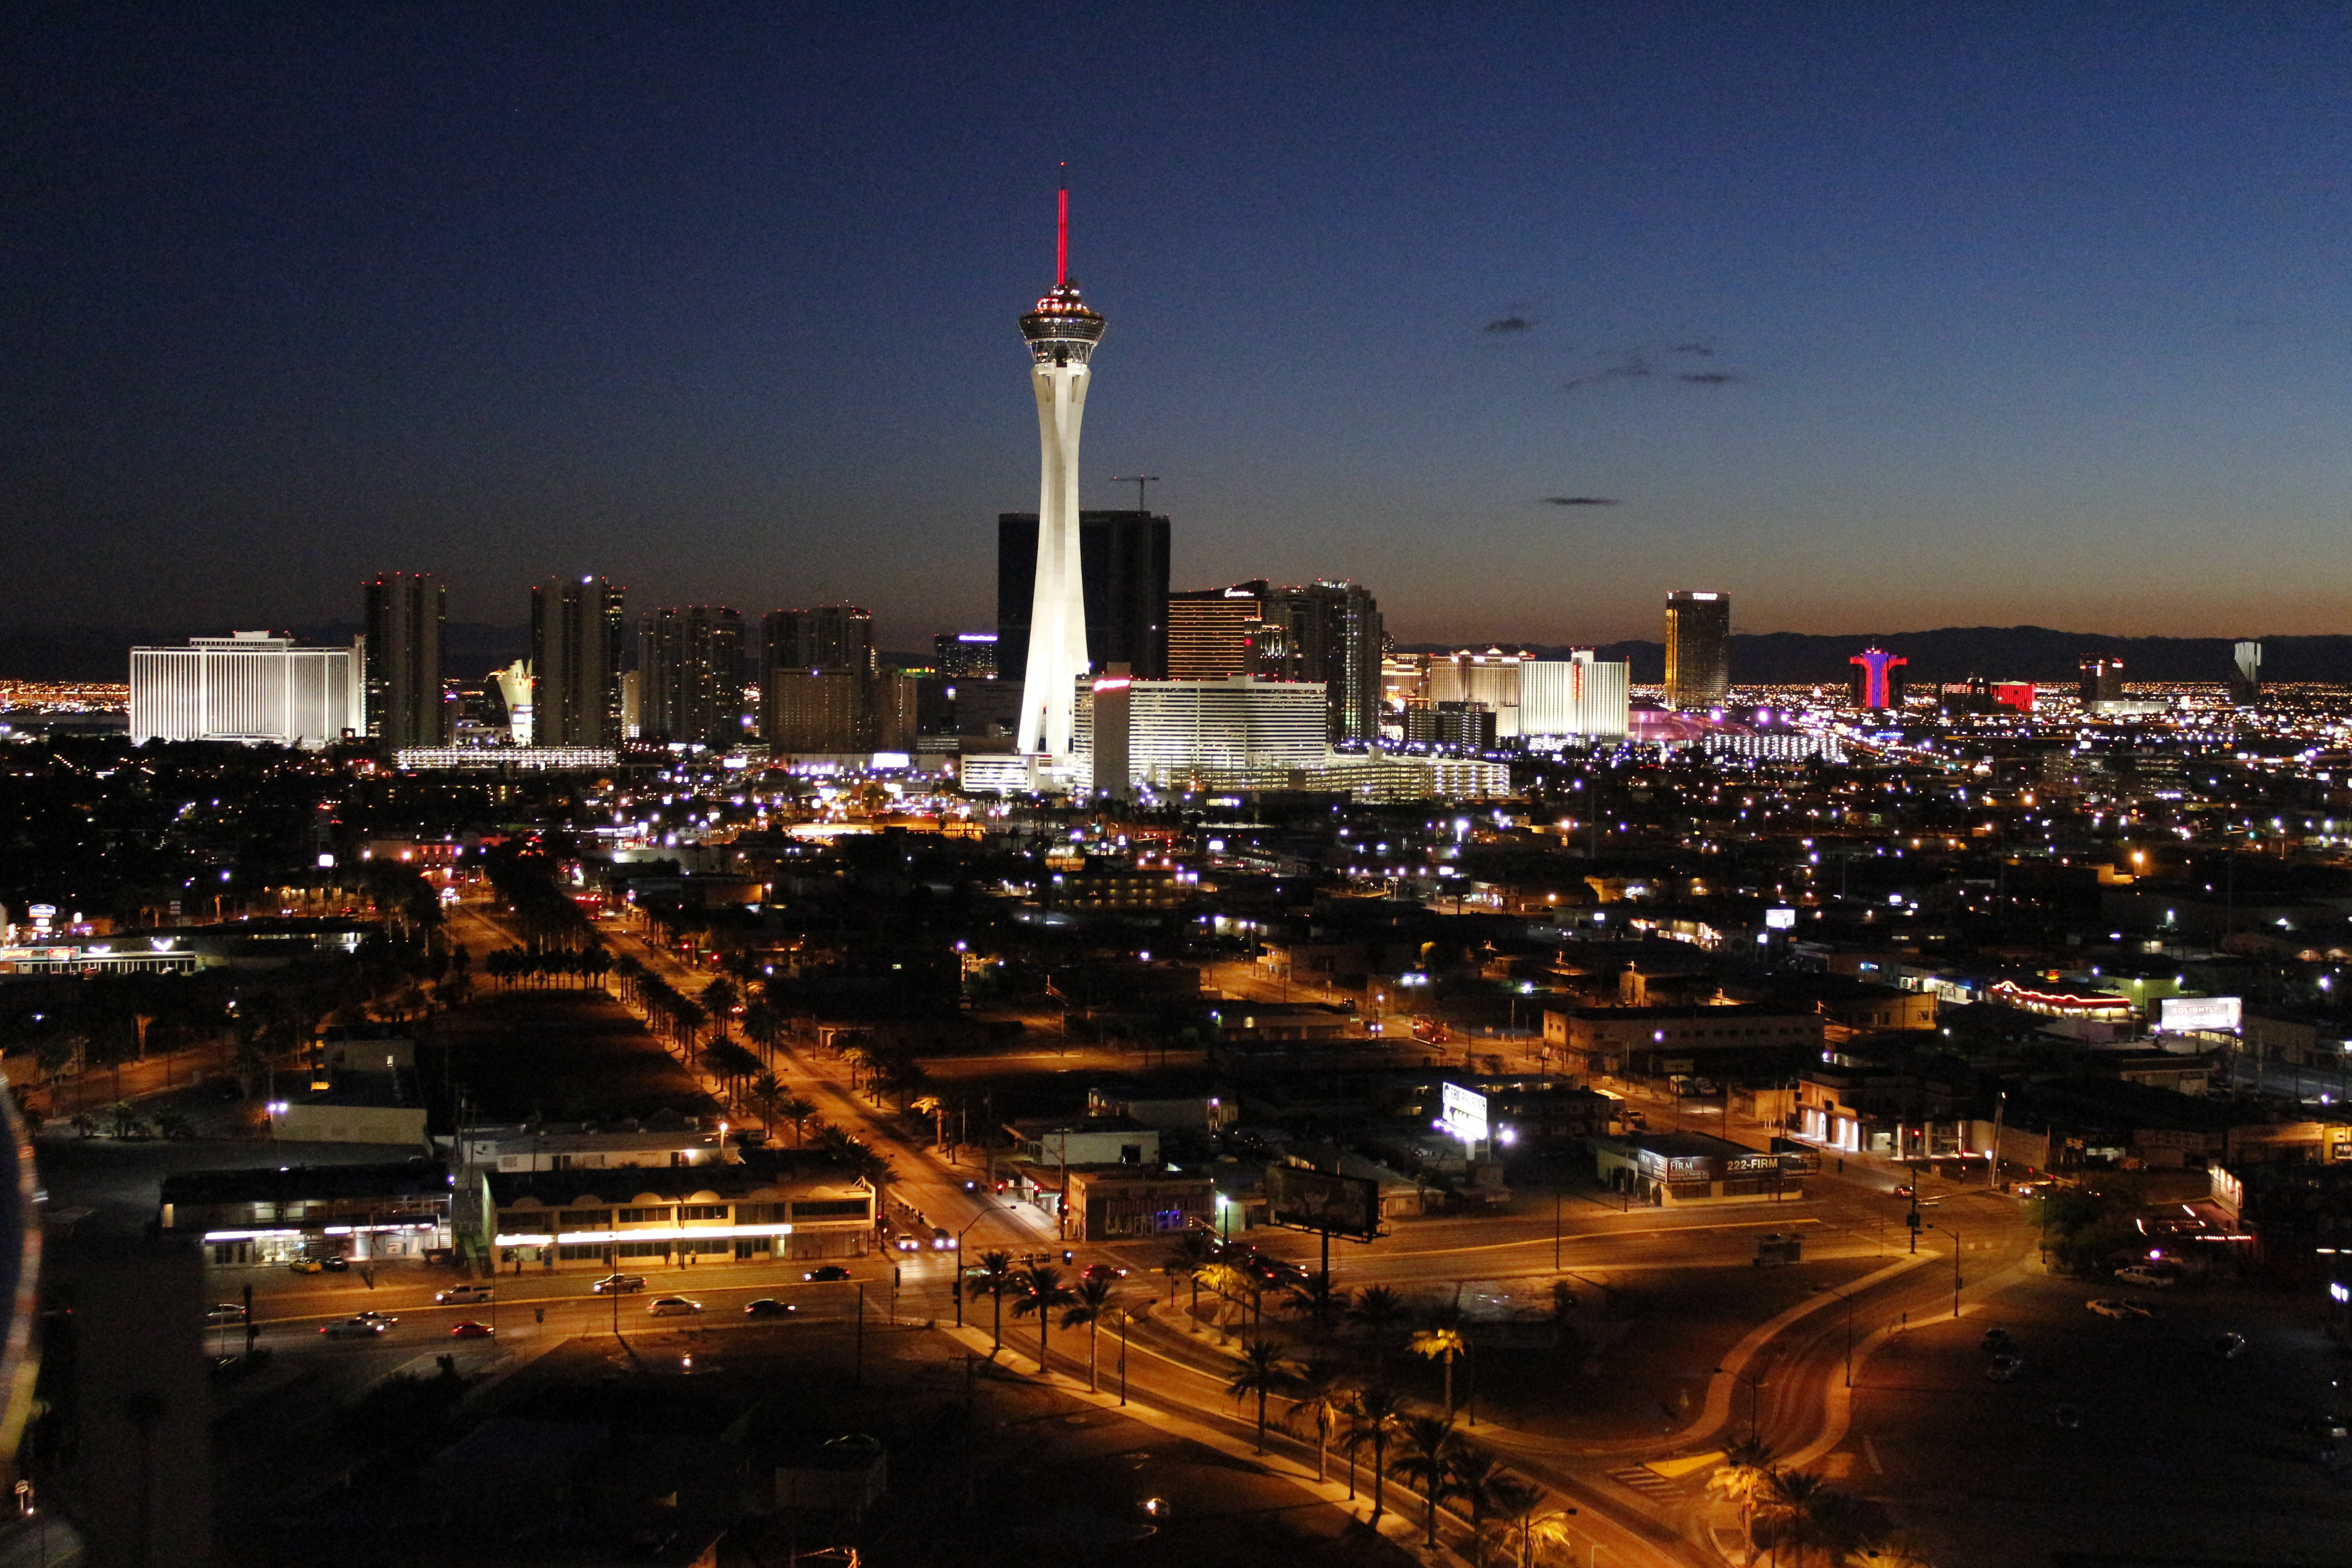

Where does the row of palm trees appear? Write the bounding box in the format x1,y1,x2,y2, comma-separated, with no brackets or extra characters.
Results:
481,943,612,988
1235,1341,1564,1567
1707,1438,1933,1567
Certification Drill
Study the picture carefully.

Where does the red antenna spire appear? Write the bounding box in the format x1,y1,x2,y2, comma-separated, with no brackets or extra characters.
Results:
1056,165,1069,288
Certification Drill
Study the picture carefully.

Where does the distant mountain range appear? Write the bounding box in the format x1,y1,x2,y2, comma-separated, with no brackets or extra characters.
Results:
5,621,2346,686
1404,626,2352,685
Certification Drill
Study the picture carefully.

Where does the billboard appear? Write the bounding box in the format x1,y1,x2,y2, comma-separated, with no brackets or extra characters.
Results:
1262,1164,1382,1241
2158,995,2242,1034
1440,1082,1489,1144
1765,908,1798,931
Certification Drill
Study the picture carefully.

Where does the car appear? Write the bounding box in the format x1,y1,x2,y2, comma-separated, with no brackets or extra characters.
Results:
648,1296,702,1317
592,1274,648,1294
1986,1353,2024,1382
2113,1266,2177,1288
287,1258,324,1275
206,1302,248,1325
744,1298,798,1318
449,1321,496,1339
320,1316,388,1338
321,1256,350,1272
1893,1184,1918,1199
2309,1414,2352,1442
804,1265,853,1283
436,1285,495,1305
353,1310,398,1326
1082,1263,1130,1284
1980,1328,2014,1353
2087,1298,2153,1320
2215,1333,2249,1360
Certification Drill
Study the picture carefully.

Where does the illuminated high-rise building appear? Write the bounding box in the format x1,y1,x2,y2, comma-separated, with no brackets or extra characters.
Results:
1168,583,1268,679
1848,647,1907,711
530,576,626,747
638,605,745,748
1253,582,1384,745
1521,651,1630,739
1663,590,1730,711
2228,641,2262,707
362,571,449,751
130,632,364,749
1012,183,1107,760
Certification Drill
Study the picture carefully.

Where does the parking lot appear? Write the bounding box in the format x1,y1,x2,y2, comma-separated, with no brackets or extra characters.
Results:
1852,1260,2352,1567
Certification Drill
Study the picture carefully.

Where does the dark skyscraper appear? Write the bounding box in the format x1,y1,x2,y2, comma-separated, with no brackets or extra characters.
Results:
530,576,626,747
362,571,448,751
1664,590,1731,711
1252,581,1384,745
760,604,877,751
996,510,1171,681
2228,641,2262,707
933,632,999,678
638,605,744,748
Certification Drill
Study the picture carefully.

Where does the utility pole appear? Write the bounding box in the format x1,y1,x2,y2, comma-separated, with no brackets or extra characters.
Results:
1110,475,1161,512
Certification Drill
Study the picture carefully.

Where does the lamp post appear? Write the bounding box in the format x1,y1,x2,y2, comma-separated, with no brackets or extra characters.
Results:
1713,1363,1767,1443
1934,1222,1964,1319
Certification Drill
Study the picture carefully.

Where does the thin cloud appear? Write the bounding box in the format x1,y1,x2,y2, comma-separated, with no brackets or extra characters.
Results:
1678,371,1738,385
1485,315,1534,333
1672,342,1715,356
1561,356,1651,392
1542,496,1620,506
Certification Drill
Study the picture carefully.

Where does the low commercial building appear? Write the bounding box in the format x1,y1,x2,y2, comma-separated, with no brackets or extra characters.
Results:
450,1121,733,1174
1003,1116,1161,1169
481,1153,874,1271
1546,1004,1823,1077
1591,1130,1811,1209
160,1161,455,1266
1061,1166,1217,1241
266,1068,430,1148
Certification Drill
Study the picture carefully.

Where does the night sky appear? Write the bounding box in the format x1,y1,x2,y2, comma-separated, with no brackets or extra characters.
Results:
9,5,2352,649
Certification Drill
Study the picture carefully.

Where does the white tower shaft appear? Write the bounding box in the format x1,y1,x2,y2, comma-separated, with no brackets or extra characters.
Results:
1017,357,1091,756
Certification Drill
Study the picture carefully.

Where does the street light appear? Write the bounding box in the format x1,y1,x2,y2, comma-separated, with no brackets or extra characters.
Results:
1713,1362,1766,1442
1931,1221,1964,1318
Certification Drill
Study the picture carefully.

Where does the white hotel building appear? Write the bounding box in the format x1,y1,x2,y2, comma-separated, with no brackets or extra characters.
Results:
130,631,365,749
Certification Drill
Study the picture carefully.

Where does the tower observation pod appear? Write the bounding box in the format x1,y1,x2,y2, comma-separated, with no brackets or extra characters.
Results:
1015,184,1107,762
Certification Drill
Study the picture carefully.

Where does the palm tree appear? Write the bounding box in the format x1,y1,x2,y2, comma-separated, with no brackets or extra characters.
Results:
1393,1412,1465,1548
1446,1446,1514,1568
741,999,784,1063
1340,1385,1407,1523
1285,1359,1354,1485
1757,1469,1836,1567
1708,1436,1781,1554
1411,1325,1469,1415
747,1072,784,1133
1063,1274,1116,1392
1350,1284,1410,1377
1225,1337,1296,1453
1009,1263,1076,1375
976,1250,1016,1355
776,1093,817,1148
1161,1228,1214,1307
1283,1270,1351,1339
1480,1473,1564,1568
701,975,740,1024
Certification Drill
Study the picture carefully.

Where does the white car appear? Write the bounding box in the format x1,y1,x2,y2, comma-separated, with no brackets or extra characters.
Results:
2087,1298,2155,1320
648,1296,702,1317
320,1316,390,1338
2113,1266,2177,1289
436,1284,495,1305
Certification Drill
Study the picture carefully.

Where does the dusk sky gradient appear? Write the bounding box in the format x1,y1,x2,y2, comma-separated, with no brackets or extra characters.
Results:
9,4,2352,651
